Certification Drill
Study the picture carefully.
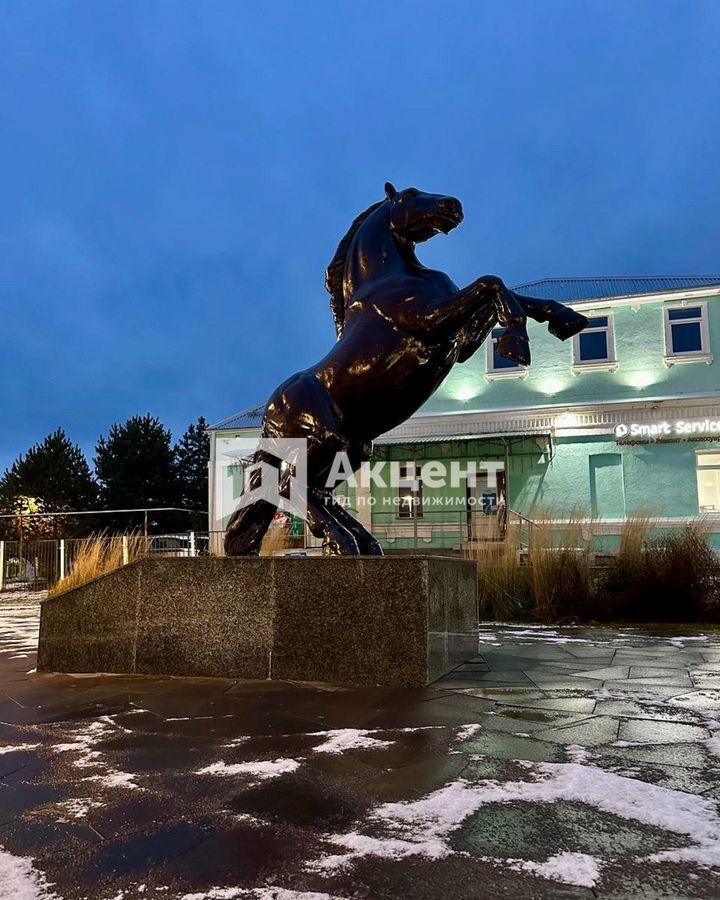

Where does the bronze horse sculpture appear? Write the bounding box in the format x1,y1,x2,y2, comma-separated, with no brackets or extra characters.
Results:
225,183,587,556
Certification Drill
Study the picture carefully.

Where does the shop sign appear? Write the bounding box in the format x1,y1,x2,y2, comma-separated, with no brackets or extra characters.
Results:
615,419,720,443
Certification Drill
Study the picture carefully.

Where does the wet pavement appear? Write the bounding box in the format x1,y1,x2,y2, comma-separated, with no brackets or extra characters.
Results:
3,602,720,898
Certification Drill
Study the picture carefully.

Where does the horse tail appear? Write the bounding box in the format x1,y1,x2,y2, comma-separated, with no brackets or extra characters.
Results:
325,199,384,338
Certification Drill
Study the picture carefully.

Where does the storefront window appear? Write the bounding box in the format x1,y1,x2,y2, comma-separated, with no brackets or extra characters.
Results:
696,452,720,512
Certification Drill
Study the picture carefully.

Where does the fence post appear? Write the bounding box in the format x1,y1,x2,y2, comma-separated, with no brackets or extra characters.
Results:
59,539,66,581
189,531,196,557
122,535,129,566
0,540,4,592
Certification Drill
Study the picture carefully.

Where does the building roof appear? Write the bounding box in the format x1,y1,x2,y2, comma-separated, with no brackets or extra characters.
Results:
208,404,264,431
512,276,720,303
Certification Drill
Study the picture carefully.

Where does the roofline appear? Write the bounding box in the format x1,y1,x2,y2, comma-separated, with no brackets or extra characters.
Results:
514,275,720,286
207,405,265,432
563,285,720,311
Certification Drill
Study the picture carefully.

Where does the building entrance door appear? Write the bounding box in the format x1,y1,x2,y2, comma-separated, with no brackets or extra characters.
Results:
466,470,506,540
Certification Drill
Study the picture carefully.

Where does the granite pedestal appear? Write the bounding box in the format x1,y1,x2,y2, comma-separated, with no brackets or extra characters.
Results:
37,556,478,687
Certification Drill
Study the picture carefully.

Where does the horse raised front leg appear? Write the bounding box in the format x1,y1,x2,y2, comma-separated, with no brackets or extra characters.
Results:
514,293,588,341
484,278,532,366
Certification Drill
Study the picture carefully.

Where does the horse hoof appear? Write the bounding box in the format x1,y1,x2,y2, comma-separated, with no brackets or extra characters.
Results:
496,334,531,367
549,310,589,341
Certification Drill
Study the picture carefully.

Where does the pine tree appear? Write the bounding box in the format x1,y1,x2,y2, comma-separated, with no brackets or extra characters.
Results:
175,417,210,512
0,429,97,513
95,415,180,530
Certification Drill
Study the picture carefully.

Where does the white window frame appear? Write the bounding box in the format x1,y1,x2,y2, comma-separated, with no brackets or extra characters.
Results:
696,449,720,513
486,327,528,381
664,300,712,366
572,312,617,374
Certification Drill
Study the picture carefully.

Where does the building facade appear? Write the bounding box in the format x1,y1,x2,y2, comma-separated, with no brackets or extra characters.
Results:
208,276,720,552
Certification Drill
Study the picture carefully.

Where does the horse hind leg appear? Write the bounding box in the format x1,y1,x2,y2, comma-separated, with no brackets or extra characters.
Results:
224,497,277,555
224,460,277,556
306,489,360,556
325,495,383,556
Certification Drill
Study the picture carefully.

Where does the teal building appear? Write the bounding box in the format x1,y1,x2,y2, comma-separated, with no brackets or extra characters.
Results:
208,276,720,552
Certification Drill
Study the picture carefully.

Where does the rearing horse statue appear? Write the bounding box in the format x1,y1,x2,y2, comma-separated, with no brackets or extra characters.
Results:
225,183,587,556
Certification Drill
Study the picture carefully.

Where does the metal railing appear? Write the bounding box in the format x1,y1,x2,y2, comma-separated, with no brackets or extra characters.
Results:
0,532,213,591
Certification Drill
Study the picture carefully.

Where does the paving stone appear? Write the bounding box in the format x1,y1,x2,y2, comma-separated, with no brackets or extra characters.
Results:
571,665,631,681
617,718,710,744
462,731,566,763
667,690,720,711
500,697,598,714
535,715,621,747
629,666,690,679
523,676,608,691
602,741,710,769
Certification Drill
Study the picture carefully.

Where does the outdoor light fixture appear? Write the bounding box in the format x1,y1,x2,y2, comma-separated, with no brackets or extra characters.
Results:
540,377,565,396
556,412,579,428
455,384,479,402
627,372,655,389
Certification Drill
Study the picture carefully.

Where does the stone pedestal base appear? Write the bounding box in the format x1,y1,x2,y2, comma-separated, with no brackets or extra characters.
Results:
38,556,478,687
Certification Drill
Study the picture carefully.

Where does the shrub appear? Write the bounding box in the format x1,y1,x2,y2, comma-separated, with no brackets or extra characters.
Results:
602,520,720,621
463,509,720,624
526,509,594,623
470,539,531,621
48,533,143,598
259,514,293,557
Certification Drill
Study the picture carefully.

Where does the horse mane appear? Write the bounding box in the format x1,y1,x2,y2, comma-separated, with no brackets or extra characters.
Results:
325,199,384,338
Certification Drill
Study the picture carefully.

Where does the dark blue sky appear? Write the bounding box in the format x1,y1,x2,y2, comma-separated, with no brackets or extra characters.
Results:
2,1,719,473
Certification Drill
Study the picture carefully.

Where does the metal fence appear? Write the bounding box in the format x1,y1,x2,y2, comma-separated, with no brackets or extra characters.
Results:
0,532,215,591
0,515,498,590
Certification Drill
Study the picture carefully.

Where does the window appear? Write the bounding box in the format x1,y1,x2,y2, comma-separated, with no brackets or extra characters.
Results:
697,452,720,512
664,303,711,364
397,465,423,518
572,315,616,372
486,327,527,379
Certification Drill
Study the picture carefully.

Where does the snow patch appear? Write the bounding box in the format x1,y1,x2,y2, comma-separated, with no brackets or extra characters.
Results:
196,759,300,779
0,847,56,900
84,771,139,790
311,729,393,755
54,797,104,821
515,851,601,888
313,762,720,874
181,888,341,899
0,743,40,754
455,724,482,741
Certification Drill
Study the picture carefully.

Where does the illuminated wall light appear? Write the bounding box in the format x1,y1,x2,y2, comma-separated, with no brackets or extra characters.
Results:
627,372,655,389
455,384,479,402
540,377,565,396
556,412,579,428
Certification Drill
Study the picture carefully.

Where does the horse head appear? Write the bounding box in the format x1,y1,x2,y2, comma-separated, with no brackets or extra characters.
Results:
384,182,463,244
